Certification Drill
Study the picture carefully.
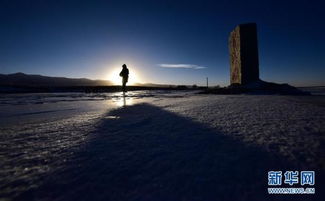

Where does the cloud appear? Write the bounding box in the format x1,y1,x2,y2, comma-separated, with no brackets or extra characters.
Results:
158,64,207,69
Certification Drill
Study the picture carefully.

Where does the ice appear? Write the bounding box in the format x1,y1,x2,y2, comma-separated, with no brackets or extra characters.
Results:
0,91,324,200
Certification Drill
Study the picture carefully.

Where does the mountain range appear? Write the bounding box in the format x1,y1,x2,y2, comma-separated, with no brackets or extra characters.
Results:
0,72,173,88
0,72,113,87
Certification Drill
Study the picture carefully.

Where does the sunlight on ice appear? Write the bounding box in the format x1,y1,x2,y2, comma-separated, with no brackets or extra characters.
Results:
109,94,135,107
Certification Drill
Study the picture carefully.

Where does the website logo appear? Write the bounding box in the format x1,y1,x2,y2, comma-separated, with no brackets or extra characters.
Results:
267,171,315,194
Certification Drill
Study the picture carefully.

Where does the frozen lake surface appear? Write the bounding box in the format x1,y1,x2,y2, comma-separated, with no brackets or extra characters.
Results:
0,91,324,201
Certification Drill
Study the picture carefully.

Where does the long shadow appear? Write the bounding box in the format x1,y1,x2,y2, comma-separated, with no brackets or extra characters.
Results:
17,103,324,201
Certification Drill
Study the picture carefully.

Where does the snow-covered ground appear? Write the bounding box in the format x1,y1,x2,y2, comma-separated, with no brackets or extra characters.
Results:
0,91,324,201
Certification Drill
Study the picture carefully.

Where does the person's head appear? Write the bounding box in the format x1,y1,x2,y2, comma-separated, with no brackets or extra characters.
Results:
122,64,127,68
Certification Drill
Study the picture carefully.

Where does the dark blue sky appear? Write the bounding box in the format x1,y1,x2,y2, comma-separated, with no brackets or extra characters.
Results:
0,0,324,86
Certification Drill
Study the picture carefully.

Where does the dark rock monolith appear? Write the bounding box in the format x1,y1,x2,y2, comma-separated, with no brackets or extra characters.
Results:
201,23,310,95
229,23,259,85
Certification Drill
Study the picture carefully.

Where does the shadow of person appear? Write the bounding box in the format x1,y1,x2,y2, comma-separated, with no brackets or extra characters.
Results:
18,103,324,201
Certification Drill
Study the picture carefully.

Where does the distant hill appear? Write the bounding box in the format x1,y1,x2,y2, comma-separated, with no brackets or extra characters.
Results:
0,72,113,87
134,82,175,88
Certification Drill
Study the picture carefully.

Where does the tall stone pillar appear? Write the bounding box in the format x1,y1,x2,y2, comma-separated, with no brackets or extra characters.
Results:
229,23,260,85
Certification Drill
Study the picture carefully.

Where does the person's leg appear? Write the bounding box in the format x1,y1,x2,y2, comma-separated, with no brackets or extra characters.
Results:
122,80,126,92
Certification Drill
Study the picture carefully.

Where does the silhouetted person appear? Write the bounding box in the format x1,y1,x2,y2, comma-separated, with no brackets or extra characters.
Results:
119,64,129,92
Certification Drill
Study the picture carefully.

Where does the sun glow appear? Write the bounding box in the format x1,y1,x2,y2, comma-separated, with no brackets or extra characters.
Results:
107,67,141,86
